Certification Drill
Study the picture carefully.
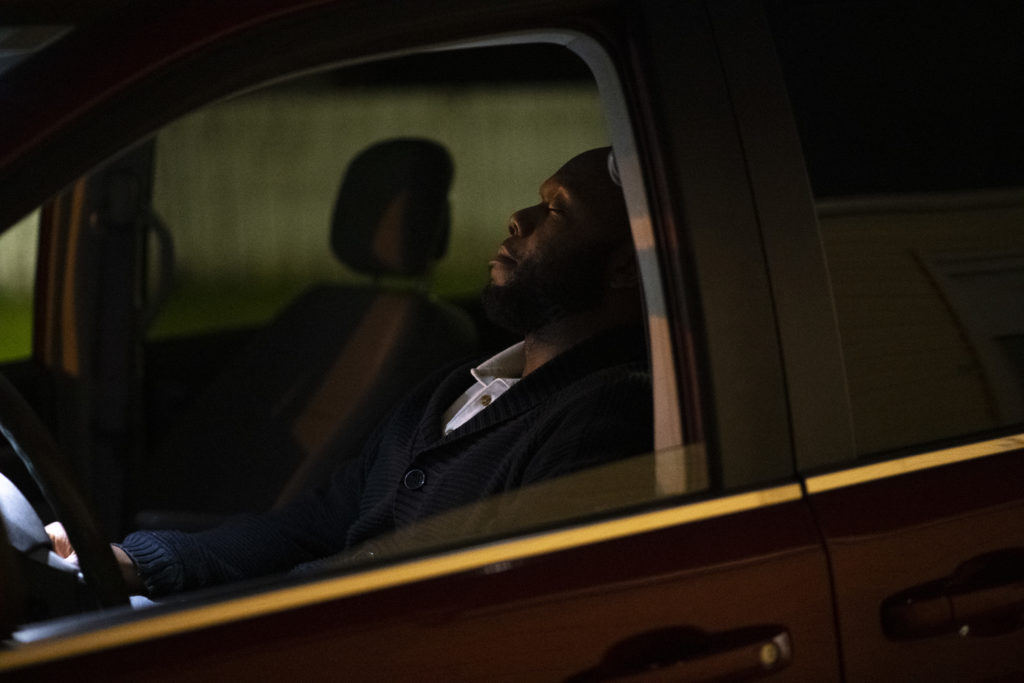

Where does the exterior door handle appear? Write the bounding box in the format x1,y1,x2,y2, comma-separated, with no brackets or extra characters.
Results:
565,625,791,682
882,547,1024,639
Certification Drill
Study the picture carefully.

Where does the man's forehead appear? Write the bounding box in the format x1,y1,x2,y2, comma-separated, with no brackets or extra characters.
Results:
539,175,572,199
543,167,601,201
547,150,613,196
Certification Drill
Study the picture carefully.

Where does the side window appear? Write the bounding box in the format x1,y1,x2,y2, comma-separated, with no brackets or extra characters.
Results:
1,20,717,645
132,41,696,557
0,212,37,363
769,0,1024,456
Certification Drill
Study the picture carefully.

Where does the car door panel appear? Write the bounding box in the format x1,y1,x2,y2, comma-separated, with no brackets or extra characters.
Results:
8,495,838,681
808,445,1024,681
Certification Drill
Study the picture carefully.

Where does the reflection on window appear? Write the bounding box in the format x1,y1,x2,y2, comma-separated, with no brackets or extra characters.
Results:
817,192,1024,455
305,445,702,572
924,245,1024,422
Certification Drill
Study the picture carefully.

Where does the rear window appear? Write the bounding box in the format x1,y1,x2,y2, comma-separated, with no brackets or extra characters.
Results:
769,0,1024,457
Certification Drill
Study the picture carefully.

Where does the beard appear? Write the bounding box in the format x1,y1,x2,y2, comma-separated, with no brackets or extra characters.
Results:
482,243,609,336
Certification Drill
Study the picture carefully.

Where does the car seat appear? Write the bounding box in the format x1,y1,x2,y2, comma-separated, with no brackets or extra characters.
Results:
137,138,478,527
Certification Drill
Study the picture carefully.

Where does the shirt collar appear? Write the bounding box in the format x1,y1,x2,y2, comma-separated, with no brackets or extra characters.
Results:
470,341,525,384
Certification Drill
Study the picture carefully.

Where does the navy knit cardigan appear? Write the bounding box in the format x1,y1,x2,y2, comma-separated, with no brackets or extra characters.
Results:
119,326,653,595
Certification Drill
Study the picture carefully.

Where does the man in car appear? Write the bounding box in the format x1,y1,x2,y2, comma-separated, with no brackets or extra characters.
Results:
50,147,653,596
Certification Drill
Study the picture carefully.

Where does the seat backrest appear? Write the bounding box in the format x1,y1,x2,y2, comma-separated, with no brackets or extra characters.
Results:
331,137,453,278
139,139,477,523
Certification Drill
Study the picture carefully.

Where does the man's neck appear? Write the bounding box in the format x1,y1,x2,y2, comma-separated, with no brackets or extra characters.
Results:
521,328,577,378
520,303,639,377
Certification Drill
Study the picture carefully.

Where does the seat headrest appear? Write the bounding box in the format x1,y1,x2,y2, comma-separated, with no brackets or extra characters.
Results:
331,138,454,277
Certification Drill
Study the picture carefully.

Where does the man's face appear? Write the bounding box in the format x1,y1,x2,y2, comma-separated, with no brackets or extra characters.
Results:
482,149,629,335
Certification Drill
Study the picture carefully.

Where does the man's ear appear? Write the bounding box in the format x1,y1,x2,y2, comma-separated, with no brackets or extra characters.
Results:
607,246,639,289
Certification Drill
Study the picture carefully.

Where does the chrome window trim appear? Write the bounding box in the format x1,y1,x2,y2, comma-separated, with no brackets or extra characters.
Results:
804,433,1024,494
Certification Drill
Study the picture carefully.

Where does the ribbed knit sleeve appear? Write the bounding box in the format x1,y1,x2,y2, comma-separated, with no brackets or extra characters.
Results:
118,451,369,596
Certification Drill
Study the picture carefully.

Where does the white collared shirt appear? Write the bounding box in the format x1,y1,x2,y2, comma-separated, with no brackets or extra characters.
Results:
441,341,524,436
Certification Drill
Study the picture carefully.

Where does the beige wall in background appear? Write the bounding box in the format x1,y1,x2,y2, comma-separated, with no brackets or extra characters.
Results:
151,84,608,298
0,212,38,295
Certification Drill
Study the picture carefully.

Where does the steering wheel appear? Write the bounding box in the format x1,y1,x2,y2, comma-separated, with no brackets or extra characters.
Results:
0,371,129,609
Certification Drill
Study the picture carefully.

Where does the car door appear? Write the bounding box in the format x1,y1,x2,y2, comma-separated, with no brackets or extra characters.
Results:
1,1,843,680
758,1,1024,680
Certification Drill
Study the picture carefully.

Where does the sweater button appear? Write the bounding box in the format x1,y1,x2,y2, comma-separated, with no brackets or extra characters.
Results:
403,468,426,490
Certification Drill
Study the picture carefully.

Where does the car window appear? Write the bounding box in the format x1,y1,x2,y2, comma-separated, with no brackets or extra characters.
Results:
0,212,37,363
123,42,704,561
769,0,1024,458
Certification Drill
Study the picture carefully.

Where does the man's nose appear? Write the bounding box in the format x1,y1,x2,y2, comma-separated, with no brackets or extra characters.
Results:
508,208,532,236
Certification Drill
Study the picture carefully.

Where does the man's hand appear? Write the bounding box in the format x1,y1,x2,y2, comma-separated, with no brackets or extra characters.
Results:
45,521,144,593
45,521,78,565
